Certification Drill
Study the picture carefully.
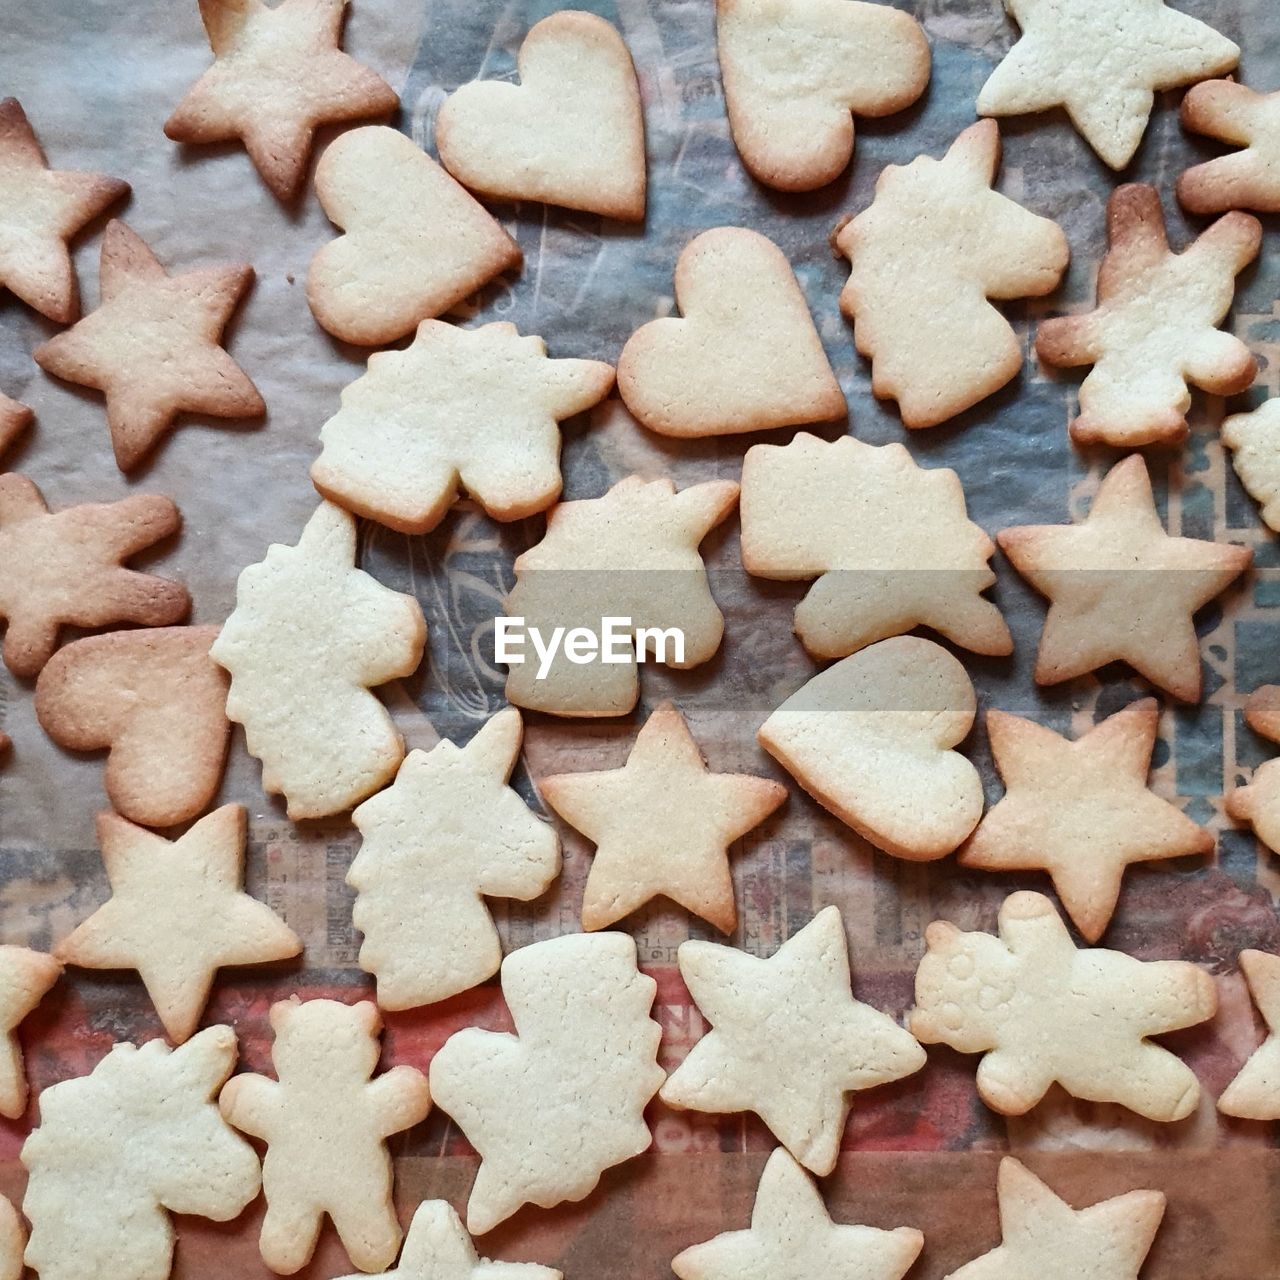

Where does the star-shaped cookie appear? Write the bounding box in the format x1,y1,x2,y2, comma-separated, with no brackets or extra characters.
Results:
539,701,786,933
165,0,398,201
0,98,128,323
0,946,61,1118
672,1146,923,1280
0,394,31,467
960,699,1213,941
1228,684,1280,856
660,905,925,1175
998,455,1251,702
1219,949,1280,1120
1180,80,1280,214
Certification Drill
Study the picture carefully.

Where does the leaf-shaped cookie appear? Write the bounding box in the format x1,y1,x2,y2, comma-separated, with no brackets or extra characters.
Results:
1223,399,1280,533
1180,80,1280,215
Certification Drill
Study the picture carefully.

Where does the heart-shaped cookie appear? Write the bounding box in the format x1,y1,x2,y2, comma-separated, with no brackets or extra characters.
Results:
758,635,981,859
617,227,845,437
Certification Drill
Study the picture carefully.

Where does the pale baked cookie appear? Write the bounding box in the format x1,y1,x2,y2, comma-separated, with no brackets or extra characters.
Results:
436,11,645,221
835,120,1067,428
617,228,844,437
34,220,264,472
0,98,128,324
0,393,31,466
0,946,60,1118
0,1197,20,1280
540,701,786,933
911,890,1217,1121
308,127,522,346
1181,81,1280,214
0,475,189,680
976,0,1239,169
164,0,398,201
716,0,929,192
661,906,924,1176
740,433,1011,658
55,807,300,1043
503,476,739,717
960,700,1213,942
673,1146,923,1280
312,320,613,533
1036,185,1260,447
348,707,560,1009
1227,684,1280,856
429,932,663,1234
22,1026,260,1280
998,454,1252,702
210,500,427,819
1218,949,1280,1120
759,636,982,860
35,626,230,829
1223,399,1280,533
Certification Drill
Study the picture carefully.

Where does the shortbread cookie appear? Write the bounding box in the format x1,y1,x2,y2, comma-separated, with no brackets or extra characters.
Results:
716,0,929,192
540,701,785,933
0,946,60,1118
911,890,1216,1121
220,998,430,1273
1227,684,1280,856
0,1197,20,1280
1223,399,1280,533
661,906,924,1176
348,707,560,1009
944,1158,1165,1280
308,126,522,346
0,98,128,323
22,1026,260,1280
34,220,264,471
0,393,31,466
55,807,300,1043
617,228,844,437
740,433,1011,658
35,626,230,828
0,475,189,679
503,476,739,717
976,0,1239,169
437,11,645,221
960,700,1213,942
835,120,1068,427
673,1146,923,1280
1218,949,1280,1120
998,454,1251,702
430,932,663,1234
164,0,398,201
1180,81,1280,214
1036,185,1260,447
759,636,982,860
312,320,613,532
210,500,426,819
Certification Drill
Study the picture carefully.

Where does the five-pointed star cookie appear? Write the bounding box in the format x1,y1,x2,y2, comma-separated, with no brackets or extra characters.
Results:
660,905,925,1175
976,0,1239,170
0,393,31,467
1219,949,1280,1120
1180,80,1280,214
1228,684,1280,856
55,806,301,1043
539,701,786,933
165,0,398,201
672,1146,923,1280
0,98,128,323
960,699,1213,942
998,455,1251,702
0,946,61,1118
34,220,264,472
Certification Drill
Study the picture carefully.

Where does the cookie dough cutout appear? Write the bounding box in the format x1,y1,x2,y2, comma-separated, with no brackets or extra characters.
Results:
348,707,560,1010
540,701,785,933
429,932,663,1235
35,625,230,828
911,890,1217,1121
960,699,1213,942
1227,684,1280,856
673,1146,923,1280
308,126,522,346
998,454,1251,702
0,1197,20,1280
617,228,844,437
1218,949,1280,1120
210,500,427,819
1036,185,1260,447
1180,81,1280,214
1223,399,1280,533
976,0,1238,170
759,635,982,860
740,433,1011,659
34,220,264,472
0,475,189,680
0,946,60,1119
436,11,645,221
22,1026,261,1280
835,120,1067,428
0,98,128,324
0,394,31,467
662,906,924,1176
503,476,739,717
312,319,614,533
164,0,398,201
